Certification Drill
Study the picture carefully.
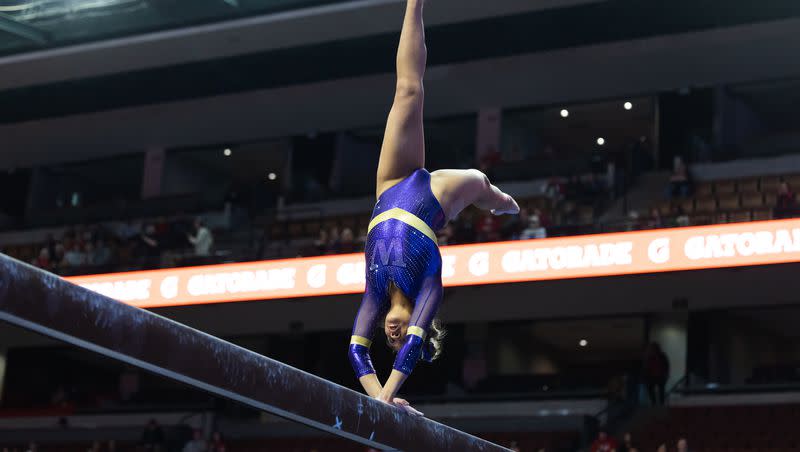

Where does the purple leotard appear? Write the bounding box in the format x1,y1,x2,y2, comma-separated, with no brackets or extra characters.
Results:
349,168,446,378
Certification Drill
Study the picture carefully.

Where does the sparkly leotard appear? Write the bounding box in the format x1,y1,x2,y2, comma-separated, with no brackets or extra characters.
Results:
349,168,447,377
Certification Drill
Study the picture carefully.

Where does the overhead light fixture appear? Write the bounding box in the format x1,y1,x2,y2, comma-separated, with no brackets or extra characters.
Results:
579,339,588,347
560,109,569,118
268,172,277,181
223,148,232,157
624,102,633,110
596,138,605,146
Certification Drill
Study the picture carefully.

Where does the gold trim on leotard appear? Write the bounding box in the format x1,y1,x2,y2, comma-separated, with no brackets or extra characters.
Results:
367,208,437,243
407,326,426,340
350,335,373,348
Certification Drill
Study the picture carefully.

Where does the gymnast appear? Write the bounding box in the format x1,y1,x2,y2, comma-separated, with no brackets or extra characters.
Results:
348,0,519,415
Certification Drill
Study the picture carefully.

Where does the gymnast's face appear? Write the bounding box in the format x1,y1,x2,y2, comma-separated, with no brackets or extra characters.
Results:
384,303,411,352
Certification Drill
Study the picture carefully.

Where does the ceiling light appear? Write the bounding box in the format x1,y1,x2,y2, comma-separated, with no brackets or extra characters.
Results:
579,339,588,347
560,109,569,118
268,172,277,181
624,101,633,110
223,148,232,157
596,138,605,146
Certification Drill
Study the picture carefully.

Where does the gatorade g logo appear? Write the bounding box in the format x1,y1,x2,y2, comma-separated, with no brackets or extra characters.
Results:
372,238,406,267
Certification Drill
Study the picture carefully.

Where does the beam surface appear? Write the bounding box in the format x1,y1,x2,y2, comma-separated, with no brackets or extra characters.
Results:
0,13,49,44
0,254,509,452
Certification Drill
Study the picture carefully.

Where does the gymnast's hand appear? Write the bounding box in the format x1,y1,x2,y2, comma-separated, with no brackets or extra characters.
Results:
391,397,424,417
375,394,424,416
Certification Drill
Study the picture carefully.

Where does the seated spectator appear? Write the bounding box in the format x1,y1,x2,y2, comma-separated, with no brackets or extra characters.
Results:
501,207,528,239
475,212,502,242
182,429,206,452
115,219,141,242
590,430,618,452
312,229,329,256
32,248,52,272
676,438,689,452
774,181,797,219
437,223,454,246
62,243,87,268
508,440,521,452
89,238,113,266
619,432,637,452
668,158,692,198
325,227,341,254
187,218,214,257
646,207,663,229
521,212,547,239
209,431,226,452
656,444,667,452
338,228,358,254
141,418,165,451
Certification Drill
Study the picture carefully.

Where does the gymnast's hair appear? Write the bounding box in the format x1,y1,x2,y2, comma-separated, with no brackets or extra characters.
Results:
381,316,446,361
427,317,446,361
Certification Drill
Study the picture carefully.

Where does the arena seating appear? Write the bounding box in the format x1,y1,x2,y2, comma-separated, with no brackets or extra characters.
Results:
655,173,800,226
635,404,800,452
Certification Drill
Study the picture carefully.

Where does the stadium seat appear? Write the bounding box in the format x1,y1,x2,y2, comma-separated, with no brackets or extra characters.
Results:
741,192,765,209
695,182,714,197
679,198,695,213
718,194,741,211
715,180,737,195
695,198,718,213
738,177,760,193
729,211,752,223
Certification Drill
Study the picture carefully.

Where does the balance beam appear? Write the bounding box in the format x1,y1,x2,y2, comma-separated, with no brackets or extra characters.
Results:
0,255,509,451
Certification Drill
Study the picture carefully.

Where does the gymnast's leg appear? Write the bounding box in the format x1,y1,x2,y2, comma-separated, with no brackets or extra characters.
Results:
375,0,428,198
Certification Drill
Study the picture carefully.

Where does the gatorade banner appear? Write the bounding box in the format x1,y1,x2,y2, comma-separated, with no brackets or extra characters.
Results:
67,219,800,308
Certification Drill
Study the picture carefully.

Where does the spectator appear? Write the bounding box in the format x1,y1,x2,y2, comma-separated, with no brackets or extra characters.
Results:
521,211,547,239
338,228,357,254
24,443,36,452
90,238,113,266
187,218,214,257
208,432,226,452
107,440,116,452
656,444,667,452
62,242,87,267
676,438,689,452
356,227,368,249
667,158,692,198
644,342,670,406
590,430,618,452
115,219,140,242
619,432,637,452
182,429,207,452
313,229,329,256
508,440,521,452
32,248,52,271
501,207,528,239
138,225,161,267
141,419,165,451
475,212,502,242
326,227,341,254
774,181,796,219
646,207,663,229
437,223,454,246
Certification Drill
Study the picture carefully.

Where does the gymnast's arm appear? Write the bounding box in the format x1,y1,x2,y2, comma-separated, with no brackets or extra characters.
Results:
348,294,385,398
377,278,441,404
375,0,427,197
